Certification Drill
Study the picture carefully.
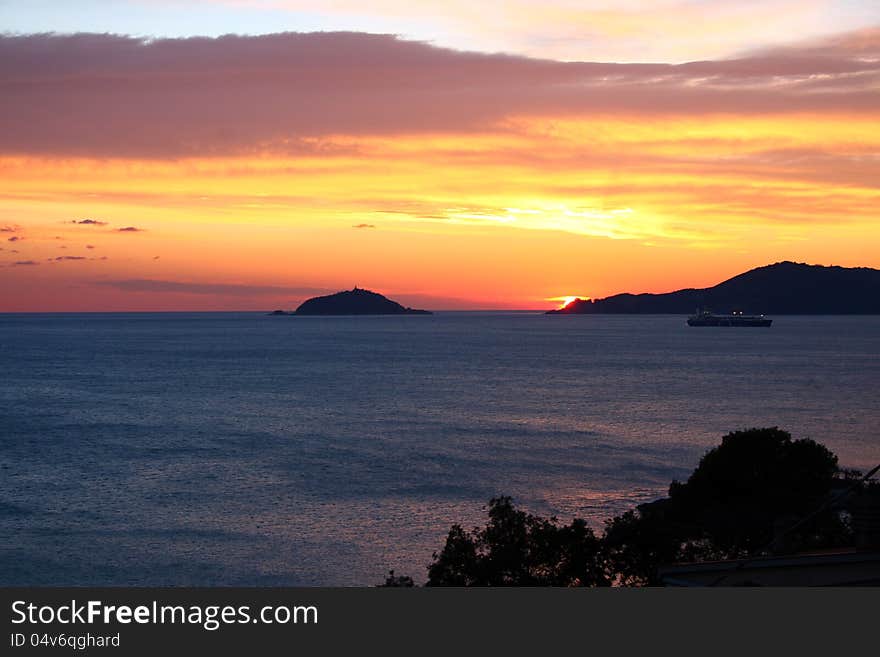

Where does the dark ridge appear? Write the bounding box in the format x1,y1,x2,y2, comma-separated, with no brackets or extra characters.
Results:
290,287,432,315
547,261,880,314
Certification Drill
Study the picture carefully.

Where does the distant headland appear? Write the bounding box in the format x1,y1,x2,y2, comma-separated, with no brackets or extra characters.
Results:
271,287,432,315
548,261,880,315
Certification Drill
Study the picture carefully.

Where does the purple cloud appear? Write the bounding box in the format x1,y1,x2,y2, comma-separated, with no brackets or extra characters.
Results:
12,260,38,266
70,219,108,225
0,30,876,158
116,226,144,232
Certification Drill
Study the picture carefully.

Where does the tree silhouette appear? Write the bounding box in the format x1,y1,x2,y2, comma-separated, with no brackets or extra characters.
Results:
426,497,609,586
604,427,849,584
403,428,859,586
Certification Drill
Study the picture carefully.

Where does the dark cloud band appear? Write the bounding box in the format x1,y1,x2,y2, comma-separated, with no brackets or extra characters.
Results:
92,279,331,296
0,30,877,159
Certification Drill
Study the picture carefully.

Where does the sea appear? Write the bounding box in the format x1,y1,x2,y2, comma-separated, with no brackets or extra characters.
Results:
1,312,878,585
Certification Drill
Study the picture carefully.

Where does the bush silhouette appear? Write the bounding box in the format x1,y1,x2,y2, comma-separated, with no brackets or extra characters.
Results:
377,570,415,587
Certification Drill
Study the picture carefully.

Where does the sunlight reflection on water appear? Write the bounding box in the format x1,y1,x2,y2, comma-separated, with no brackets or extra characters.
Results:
1,312,878,584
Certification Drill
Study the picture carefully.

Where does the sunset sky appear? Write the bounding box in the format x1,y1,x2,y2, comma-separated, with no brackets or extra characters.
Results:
1,1,879,310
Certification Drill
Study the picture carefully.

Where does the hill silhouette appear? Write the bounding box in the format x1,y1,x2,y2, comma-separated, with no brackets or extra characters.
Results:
548,261,880,314
294,287,431,315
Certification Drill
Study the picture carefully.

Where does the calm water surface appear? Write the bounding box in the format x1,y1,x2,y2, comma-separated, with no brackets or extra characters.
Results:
1,312,878,585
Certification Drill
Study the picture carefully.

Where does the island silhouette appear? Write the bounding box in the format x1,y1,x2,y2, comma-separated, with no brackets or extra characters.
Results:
548,261,880,314
272,287,432,315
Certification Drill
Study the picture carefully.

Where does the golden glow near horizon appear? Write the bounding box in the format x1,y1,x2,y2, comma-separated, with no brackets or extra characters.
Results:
1,29,879,311
548,296,590,309
3,113,879,310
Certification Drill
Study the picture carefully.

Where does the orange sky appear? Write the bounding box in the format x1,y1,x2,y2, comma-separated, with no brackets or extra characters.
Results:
1,30,879,310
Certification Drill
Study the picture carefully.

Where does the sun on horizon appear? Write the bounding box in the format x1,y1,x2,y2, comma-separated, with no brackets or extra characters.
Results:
548,296,591,309
0,5,879,312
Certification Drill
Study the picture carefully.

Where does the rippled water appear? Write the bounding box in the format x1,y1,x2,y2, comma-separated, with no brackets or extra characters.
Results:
1,312,878,585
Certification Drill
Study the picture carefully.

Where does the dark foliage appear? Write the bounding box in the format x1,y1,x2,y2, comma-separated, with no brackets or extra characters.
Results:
603,427,849,584
667,427,839,550
402,428,860,586
377,570,415,587
426,497,610,586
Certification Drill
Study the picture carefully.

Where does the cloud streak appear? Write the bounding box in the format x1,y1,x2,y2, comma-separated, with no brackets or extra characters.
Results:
92,279,331,297
0,30,878,158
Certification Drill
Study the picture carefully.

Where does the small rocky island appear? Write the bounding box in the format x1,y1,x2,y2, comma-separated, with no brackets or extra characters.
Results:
271,287,431,315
